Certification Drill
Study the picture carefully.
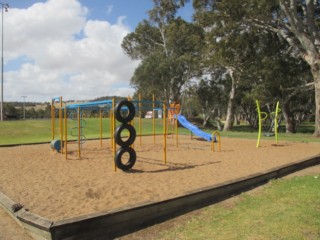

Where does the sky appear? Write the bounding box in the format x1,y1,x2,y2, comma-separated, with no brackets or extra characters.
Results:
2,0,193,102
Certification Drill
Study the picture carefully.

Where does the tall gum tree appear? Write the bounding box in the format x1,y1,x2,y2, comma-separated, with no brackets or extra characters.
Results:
278,0,320,136
193,0,262,131
241,0,320,136
122,0,203,103
194,0,320,136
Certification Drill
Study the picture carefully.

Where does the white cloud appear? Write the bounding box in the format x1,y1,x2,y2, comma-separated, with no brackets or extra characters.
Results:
3,0,138,102
106,5,113,15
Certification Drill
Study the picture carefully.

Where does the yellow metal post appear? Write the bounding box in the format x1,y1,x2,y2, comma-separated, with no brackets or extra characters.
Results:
256,100,262,148
163,102,167,164
51,100,55,141
59,96,63,154
152,94,155,144
100,109,102,148
131,118,135,149
175,114,178,147
274,101,280,144
64,107,68,159
211,131,221,152
256,100,268,148
110,107,113,149
139,93,142,146
51,100,55,152
78,107,81,158
127,96,135,149
112,99,117,172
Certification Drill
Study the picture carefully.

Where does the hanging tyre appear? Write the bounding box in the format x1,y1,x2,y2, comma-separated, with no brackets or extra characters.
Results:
115,100,135,123
115,146,136,171
114,123,136,147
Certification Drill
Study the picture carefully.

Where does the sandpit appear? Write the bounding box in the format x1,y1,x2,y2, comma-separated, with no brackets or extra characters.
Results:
0,135,319,221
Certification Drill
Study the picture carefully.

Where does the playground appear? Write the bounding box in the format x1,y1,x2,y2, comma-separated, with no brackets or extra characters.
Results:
0,136,319,221
0,97,320,239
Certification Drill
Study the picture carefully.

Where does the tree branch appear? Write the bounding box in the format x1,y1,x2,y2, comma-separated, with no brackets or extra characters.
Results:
306,0,319,39
280,81,314,91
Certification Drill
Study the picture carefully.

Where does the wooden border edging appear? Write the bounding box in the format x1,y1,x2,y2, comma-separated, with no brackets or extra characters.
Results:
0,192,53,240
49,155,320,239
0,155,319,240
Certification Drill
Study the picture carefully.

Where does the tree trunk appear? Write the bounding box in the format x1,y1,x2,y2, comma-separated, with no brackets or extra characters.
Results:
202,109,214,127
301,51,320,136
223,69,237,131
275,1,320,136
202,116,209,127
311,66,320,136
235,113,240,125
281,101,296,134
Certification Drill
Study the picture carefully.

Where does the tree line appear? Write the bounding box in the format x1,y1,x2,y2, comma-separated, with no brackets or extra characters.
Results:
121,0,319,136
3,96,126,120
3,102,51,119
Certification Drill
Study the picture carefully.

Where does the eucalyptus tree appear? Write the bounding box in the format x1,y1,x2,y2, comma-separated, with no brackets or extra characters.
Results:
242,54,313,133
195,0,320,135
193,0,320,135
122,0,204,104
234,31,313,133
193,0,263,131
246,0,320,135
257,36,313,133
192,69,227,127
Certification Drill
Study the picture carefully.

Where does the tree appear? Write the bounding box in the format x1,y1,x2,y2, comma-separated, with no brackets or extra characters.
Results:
193,0,320,135
242,32,313,133
122,0,204,103
194,76,225,127
130,52,171,101
4,103,18,119
193,1,266,131
227,0,320,135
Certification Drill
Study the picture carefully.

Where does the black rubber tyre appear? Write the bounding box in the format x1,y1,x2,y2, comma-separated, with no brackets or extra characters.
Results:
114,123,136,147
115,147,136,171
115,100,135,123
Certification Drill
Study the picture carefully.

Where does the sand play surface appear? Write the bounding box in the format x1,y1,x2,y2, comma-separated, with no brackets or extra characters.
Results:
0,135,319,221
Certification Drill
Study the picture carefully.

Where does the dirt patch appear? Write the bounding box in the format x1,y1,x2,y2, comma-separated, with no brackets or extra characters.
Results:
0,136,319,221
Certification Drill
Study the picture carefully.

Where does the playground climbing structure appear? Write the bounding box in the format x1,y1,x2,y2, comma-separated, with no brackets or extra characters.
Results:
256,100,281,148
51,97,113,158
50,95,221,172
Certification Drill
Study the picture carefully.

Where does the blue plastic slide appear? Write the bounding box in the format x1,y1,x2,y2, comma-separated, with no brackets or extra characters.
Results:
176,115,212,142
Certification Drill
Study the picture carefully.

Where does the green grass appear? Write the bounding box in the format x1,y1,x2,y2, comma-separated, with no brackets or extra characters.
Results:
221,130,320,142
219,122,320,143
0,119,319,145
0,118,189,145
0,119,51,144
159,175,320,240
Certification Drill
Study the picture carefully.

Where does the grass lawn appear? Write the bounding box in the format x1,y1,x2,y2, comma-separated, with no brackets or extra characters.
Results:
0,119,51,144
0,118,319,145
158,175,320,240
221,121,320,143
0,118,183,145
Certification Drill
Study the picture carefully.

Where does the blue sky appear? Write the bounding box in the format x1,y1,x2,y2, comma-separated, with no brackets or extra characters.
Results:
2,0,193,102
